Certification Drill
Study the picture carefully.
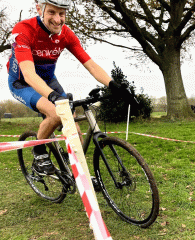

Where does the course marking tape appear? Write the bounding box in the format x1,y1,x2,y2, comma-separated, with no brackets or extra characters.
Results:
0,135,21,137
129,132,195,144
1,131,194,144
0,137,66,153
0,132,125,137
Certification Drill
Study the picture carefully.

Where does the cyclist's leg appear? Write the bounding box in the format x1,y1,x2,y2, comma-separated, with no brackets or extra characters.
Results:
8,76,61,174
8,76,39,112
36,97,61,139
32,98,63,174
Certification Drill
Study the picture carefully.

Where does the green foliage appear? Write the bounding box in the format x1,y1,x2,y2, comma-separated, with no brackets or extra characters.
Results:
136,91,153,119
98,63,153,122
0,100,37,118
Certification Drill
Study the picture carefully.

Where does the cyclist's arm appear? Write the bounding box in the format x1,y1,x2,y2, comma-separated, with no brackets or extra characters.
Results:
19,60,53,98
83,59,112,87
65,28,111,86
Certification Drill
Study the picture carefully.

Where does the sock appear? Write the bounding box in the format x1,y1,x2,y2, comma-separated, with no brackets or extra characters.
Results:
33,144,47,154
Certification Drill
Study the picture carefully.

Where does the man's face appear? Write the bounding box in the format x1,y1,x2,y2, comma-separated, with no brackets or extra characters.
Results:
41,4,66,34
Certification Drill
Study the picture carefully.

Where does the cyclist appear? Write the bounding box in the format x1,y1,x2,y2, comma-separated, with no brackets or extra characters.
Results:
7,0,131,175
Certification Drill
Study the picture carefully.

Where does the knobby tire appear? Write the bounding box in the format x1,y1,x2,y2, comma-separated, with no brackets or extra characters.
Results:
17,131,66,203
93,136,159,228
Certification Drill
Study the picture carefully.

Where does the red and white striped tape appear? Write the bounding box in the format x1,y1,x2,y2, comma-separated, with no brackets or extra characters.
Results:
129,132,195,143
66,138,112,240
0,137,66,153
0,135,21,138
0,132,125,138
1,131,195,144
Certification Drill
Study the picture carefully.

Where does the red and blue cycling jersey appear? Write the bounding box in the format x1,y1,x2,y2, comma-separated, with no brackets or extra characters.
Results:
7,16,91,82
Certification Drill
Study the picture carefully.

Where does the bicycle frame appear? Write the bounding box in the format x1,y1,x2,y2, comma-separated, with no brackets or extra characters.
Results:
50,102,107,171
53,102,123,188
82,106,134,188
50,87,132,191
43,87,136,174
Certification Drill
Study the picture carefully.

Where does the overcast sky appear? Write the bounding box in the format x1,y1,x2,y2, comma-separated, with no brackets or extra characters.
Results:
1,0,195,102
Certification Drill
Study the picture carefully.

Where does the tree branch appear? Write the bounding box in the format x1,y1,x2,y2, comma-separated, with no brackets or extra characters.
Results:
169,0,187,30
156,0,171,12
175,2,195,35
83,33,142,51
137,0,165,37
94,0,162,66
94,0,126,29
0,44,11,53
159,6,164,27
179,23,195,46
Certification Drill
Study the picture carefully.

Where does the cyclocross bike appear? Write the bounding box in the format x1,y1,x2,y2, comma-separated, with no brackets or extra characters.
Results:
17,87,159,228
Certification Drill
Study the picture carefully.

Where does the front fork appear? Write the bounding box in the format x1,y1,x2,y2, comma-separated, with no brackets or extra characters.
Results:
93,131,133,189
93,132,121,188
83,109,120,188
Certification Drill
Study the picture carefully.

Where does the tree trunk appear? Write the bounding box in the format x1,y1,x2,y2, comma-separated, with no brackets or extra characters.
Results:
160,45,194,119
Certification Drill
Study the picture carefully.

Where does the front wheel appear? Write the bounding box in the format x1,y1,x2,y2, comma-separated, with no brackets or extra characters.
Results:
17,131,66,203
93,136,159,228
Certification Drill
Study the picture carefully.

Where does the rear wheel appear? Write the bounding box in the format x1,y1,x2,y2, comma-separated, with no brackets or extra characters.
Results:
17,131,66,203
93,136,159,228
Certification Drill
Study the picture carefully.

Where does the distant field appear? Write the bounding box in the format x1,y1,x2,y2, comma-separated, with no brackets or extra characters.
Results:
151,111,167,118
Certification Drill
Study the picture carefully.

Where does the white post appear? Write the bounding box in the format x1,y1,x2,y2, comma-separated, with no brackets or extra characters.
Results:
126,104,131,141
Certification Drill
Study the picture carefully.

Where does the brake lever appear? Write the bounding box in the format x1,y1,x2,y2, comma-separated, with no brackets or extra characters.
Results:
125,87,139,105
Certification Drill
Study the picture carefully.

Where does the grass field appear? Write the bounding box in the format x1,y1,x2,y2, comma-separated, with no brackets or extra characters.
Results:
0,113,195,239
151,112,167,118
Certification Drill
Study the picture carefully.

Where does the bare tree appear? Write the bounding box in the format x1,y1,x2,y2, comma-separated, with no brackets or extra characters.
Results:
0,7,12,52
68,0,195,119
0,6,22,53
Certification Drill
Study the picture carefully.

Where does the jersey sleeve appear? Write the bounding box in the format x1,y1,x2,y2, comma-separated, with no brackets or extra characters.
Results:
65,28,91,64
11,22,34,63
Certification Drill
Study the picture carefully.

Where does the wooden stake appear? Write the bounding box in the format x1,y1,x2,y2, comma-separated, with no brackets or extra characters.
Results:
55,99,99,208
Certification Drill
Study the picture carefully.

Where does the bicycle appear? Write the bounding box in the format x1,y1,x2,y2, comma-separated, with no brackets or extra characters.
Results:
17,87,159,228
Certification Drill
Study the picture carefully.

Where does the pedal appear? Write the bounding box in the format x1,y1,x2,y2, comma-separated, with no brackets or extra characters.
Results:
31,166,57,176
91,176,101,192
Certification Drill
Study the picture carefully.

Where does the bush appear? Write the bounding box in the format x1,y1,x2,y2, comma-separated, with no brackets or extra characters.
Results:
0,100,37,118
136,93,153,119
98,63,153,122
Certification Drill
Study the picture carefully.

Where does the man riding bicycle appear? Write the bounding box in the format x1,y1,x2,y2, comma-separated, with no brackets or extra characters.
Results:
7,0,131,175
